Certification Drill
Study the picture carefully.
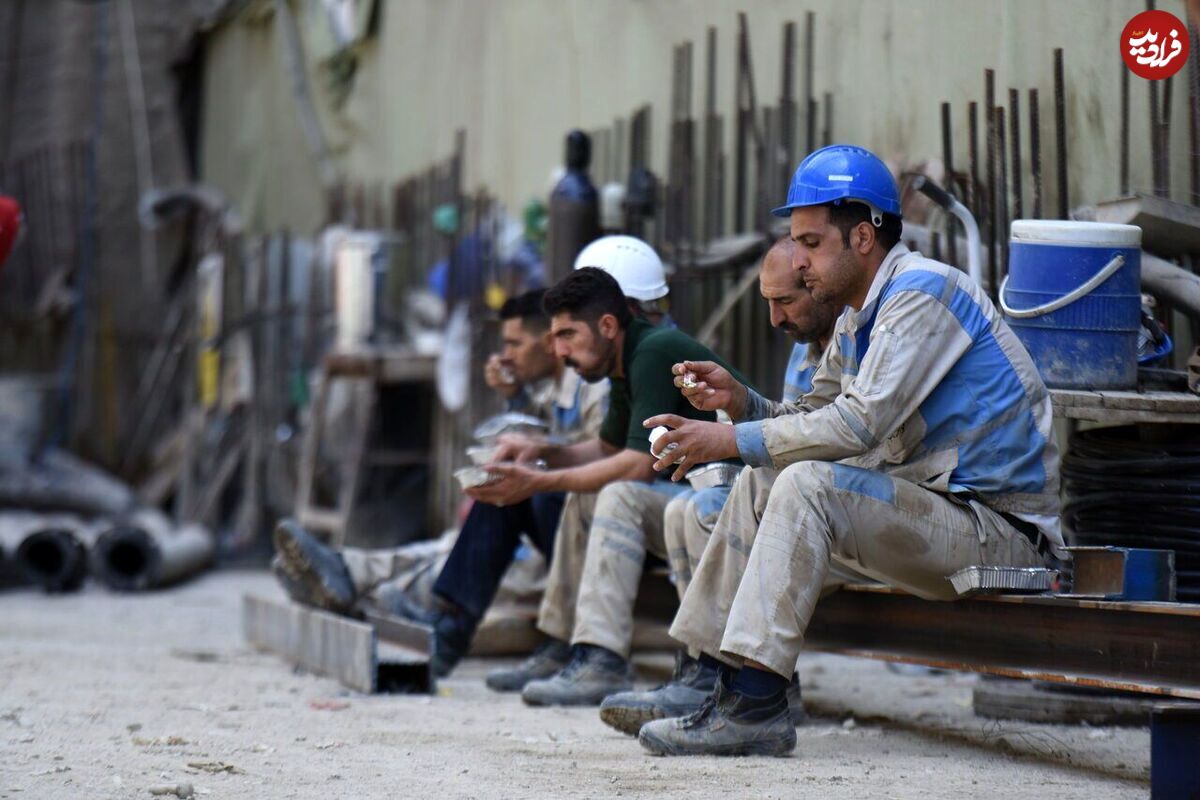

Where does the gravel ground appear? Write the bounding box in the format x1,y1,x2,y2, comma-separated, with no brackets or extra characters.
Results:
0,571,1150,799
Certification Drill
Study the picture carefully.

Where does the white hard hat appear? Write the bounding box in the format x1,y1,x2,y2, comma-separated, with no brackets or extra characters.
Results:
573,235,668,301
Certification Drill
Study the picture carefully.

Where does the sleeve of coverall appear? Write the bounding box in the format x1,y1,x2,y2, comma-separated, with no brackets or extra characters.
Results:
745,288,974,468
740,335,844,422
734,335,845,465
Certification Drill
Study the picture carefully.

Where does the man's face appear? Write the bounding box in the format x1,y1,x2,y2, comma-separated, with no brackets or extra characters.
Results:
759,248,839,344
789,206,868,308
500,318,556,383
550,312,618,383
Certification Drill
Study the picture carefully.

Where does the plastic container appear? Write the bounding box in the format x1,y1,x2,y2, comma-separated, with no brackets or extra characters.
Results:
1001,220,1142,389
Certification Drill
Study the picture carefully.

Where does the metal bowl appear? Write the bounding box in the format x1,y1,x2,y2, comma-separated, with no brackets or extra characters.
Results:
684,462,743,491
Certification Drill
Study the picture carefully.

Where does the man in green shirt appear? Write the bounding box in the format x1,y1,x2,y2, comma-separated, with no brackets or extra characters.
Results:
472,267,749,704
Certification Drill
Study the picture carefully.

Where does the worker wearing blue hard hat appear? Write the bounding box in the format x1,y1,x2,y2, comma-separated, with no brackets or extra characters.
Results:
634,144,1065,756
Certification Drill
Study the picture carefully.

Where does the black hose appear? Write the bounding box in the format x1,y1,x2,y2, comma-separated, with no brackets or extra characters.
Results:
1062,425,1200,600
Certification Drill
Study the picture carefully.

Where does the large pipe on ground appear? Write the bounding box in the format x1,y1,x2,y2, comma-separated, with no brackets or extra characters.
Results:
0,449,135,517
0,512,98,592
92,510,214,591
16,527,88,592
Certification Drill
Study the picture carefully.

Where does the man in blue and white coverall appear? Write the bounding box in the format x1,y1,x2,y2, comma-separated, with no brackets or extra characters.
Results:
596,235,844,735
637,144,1065,757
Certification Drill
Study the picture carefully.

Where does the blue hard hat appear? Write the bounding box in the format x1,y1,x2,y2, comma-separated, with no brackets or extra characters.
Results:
772,144,902,222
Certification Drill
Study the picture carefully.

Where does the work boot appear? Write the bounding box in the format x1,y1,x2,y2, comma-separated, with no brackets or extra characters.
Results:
599,652,718,736
787,673,807,724
485,638,572,693
371,588,476,679
638,680,797,757
271,519,356,615
521,644,634,707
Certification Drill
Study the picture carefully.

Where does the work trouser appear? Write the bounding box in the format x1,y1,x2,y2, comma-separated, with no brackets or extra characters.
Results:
669,461,1046,677
341,492,565,619
537,481,689,655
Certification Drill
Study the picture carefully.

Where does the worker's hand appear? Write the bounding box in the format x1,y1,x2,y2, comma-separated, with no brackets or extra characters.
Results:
672,361,749,419
642,414,739,482
465,462,545,506
489,433,545,465
484,354,520,399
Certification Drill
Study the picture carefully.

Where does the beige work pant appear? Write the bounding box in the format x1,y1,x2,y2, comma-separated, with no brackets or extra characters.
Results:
669,461,1046,677
538,482,688,656
536,491,597,643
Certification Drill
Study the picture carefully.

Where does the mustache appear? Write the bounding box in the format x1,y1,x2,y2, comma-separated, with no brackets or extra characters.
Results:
563,358,581,371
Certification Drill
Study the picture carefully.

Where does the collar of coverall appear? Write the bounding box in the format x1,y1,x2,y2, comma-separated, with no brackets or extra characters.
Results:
618,316,654,378
850,242,913,327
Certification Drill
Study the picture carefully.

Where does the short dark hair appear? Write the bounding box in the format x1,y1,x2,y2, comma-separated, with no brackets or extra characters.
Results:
543,267,633,328
499,289,549,332
825,202,902,252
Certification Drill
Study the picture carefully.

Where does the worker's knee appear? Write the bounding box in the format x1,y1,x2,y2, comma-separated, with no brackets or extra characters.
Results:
776,460,834,498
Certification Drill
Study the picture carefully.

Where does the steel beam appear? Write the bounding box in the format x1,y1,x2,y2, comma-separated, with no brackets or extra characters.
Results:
806,585,1200,699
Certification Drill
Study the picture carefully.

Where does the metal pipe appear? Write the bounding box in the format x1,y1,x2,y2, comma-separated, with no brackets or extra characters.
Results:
1054,48,1068,218
996,106,1009,286
91,509,214,591
16,527,87,592
985,70,997,294
1121,57,1131,195
1008,88,1023,220
968,101,980,217
1029,88,1043,218
912,177,983,286
1160,74,1173,198
941,101,958,267
804,11,815,154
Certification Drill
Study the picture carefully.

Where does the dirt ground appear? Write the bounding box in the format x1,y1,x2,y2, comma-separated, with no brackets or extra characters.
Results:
0,571,1151,799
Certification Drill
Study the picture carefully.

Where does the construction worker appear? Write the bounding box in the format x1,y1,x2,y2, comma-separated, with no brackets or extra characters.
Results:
475,267,752,701
595,236,846,734
273,238,677,678
635,144,1063,756
272,289,607,675
574,235,675,328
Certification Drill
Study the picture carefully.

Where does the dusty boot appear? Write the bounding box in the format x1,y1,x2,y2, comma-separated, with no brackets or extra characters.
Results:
787,673,807,724
485,639,572,693
271,519,356,615
371,588,475,679
638,680,797,757
599,653,718,736
521,644,634,707
270,555,309,605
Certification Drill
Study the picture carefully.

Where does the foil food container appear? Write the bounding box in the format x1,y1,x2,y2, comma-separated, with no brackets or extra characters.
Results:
684,462,743,491
949,566,1058,597
466,445,498,465
454,466,499,489
472,413,548,443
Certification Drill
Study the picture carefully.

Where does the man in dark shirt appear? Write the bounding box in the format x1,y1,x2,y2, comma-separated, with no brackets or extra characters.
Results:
473,267,750,703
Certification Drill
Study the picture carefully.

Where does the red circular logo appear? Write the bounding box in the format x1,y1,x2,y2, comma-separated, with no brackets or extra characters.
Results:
1122,10,1190,80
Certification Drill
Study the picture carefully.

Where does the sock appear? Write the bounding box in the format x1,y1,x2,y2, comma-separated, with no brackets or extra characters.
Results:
731,665,790,698
697,653,724,673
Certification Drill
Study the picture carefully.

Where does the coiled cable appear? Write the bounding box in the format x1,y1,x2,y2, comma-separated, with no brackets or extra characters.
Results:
1062,425,1200,601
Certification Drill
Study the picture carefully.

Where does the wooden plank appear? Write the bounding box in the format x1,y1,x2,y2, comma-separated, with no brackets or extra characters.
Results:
242,594,376,693
1050,388,1200,424
1084,193,1200,257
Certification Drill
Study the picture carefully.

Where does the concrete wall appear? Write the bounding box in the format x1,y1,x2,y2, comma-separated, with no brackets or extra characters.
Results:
200,0,1194,234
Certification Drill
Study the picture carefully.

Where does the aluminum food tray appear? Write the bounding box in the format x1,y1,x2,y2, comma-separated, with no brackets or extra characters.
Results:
684,463,743,491
949,566,1058,597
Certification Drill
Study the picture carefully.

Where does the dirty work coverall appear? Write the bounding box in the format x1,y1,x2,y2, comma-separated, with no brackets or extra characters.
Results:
665,340,825,601
535,317,751,654
670,244,1065,677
